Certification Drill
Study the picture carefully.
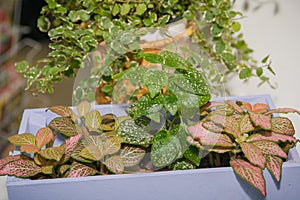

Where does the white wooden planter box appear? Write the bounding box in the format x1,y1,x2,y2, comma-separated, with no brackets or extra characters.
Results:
4,94,300,200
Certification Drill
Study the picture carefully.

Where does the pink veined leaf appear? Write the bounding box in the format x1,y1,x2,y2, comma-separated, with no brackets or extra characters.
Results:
265,108,300,115
77,101,91,117
49,117,78,137
202,121,224,133
252,103,269,113
225,100,244,113
20,144,40,154
230,159,266,196
249,112,272,130
0,155,22,170
68,162,98,178
214,103,235,115
207,114,227,126
187,137,233,153
80,145,103,161
246,131,297,143
8,133,36,146
271,117,295,135
47,105,76,119
120,146,146,167
103,136,124,155
62,134,82,163
188,122,234,147
223,115,241,138
240,114,255,133
240,142,266,169
265,155,283,182
205,114,241,138
103,155,124,174
36,127,53,148
251,140,287,159
201,101,224,111
0,159,41,177
38,146,65,161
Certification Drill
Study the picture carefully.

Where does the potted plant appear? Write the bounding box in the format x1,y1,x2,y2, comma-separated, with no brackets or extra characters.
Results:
14,0,275,104
1,51,300,199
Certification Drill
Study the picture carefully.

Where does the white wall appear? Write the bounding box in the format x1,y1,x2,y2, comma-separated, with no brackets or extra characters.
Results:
228,0,300,153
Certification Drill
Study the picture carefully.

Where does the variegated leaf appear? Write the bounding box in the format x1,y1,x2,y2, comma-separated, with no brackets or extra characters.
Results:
240,114,255,133
0,159,41,177
240,142,266,168
20,144,40,154
103,156,124,174
36,127,53,148
41,165,54,174
201,101,224,111
82,135,104,148
223,115,241,138
246,131,297,143
68,162,98,178
77,101,91,117
103,137,123,155
80,145,103,161
214,103,235,115
252,140,287,159
249,112,271,130
187,137,234,153
120,146,146,167
48,105,76,119
0,155,22,170
85,110,102,131
202,121,224,133
59,164,70,175
188,122,233,147
206,114,242,138
271,117,295,135
266,155,283,182
49,117,78,137
71,142,94,163
62,134,82,163
230,159,266,196
225,100,244,113
151,134,180,168
34,154,46,166
8,133,36,146
38,146,65,161
117,119,153,146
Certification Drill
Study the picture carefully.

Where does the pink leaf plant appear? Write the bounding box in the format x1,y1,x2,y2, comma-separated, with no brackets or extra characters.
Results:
187,100,299,196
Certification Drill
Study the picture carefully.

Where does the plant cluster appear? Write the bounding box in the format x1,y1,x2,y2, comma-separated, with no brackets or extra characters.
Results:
2,50,300,197
15,0,274,101
188,100,299,196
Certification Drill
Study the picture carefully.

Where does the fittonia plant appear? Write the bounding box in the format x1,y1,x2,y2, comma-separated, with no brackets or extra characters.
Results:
188,100,300,196
1,51,299,197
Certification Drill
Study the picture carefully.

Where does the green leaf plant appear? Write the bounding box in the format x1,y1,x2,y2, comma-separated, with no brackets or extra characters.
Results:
15,0,275,100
